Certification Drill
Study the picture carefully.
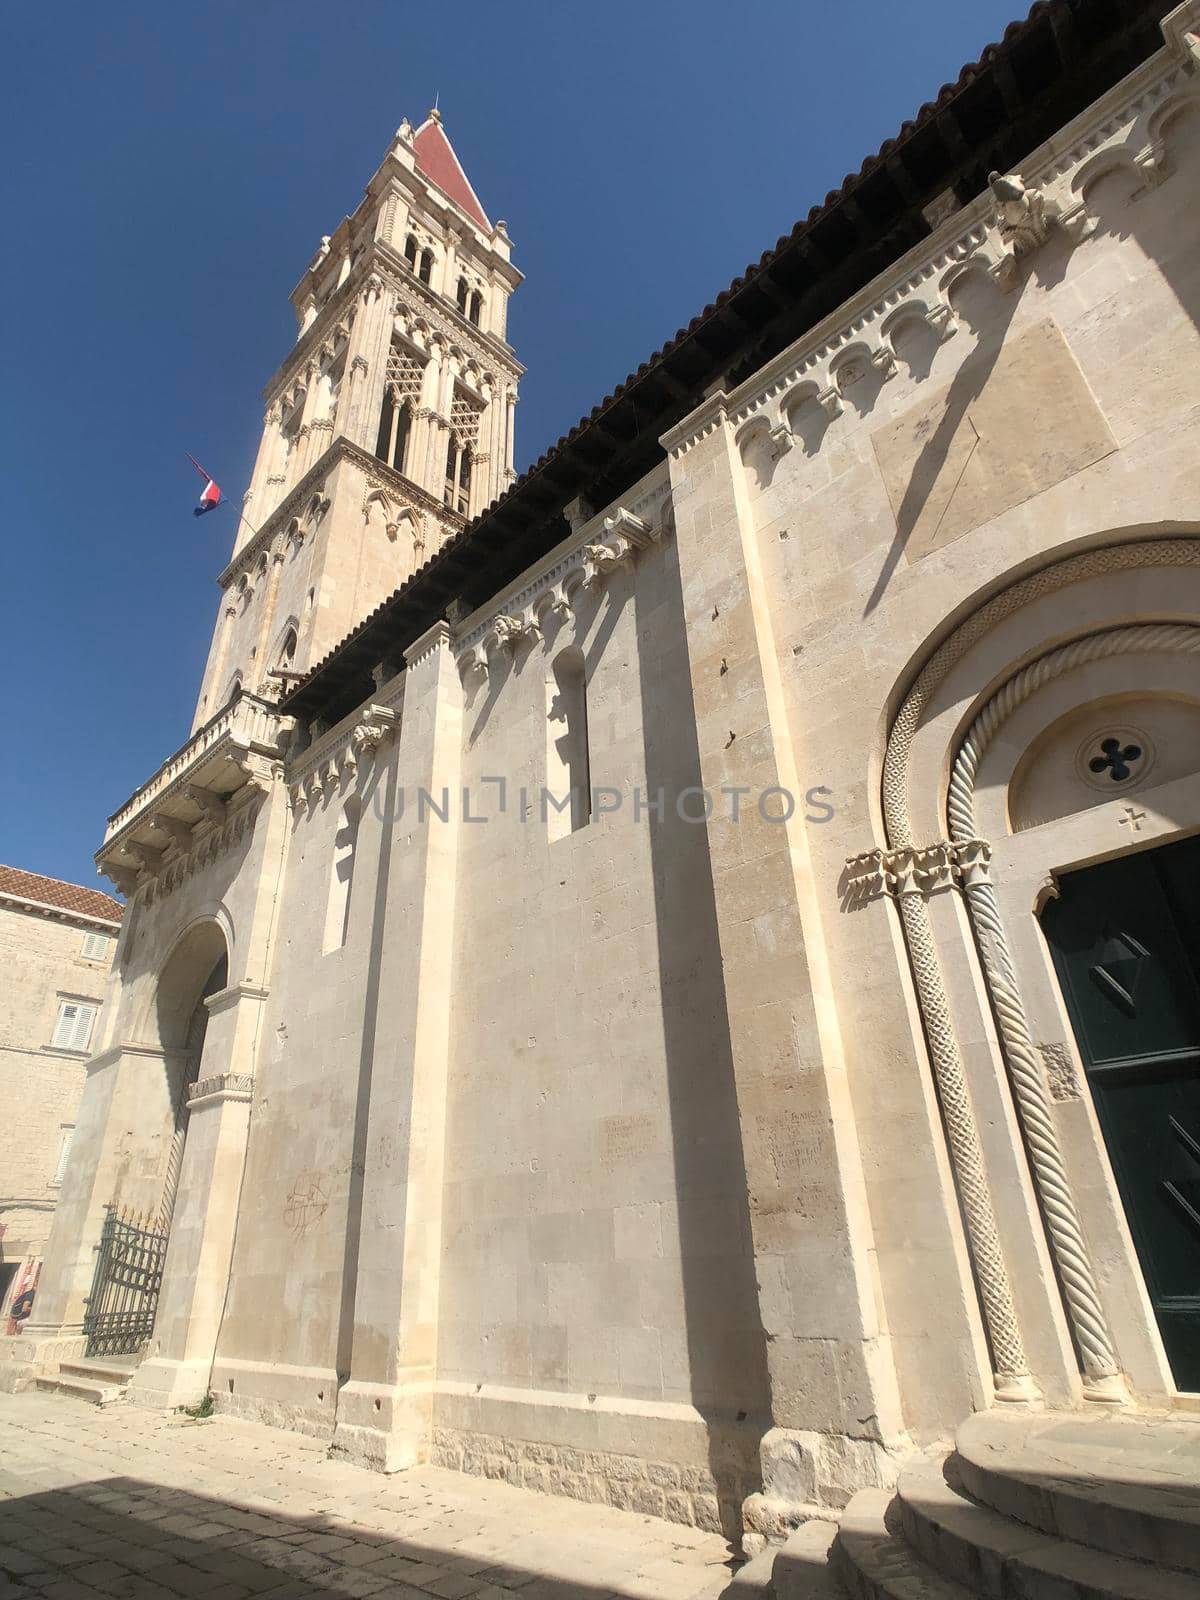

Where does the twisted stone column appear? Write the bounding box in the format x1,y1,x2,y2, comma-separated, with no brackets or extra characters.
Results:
873,846,1036,1400
945,623,1200,1396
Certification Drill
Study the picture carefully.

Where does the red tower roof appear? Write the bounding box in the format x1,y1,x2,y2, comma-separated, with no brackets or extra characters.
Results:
412,111,491,233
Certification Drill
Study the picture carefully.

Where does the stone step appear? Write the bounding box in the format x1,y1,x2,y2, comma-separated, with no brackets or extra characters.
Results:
956,1411,1200,1575
34,1374,126,1407
58,1357,139,1386
898,1452,1198,1600
771,1521,843,1600
729,1520,842,1600
832,1487,975,1600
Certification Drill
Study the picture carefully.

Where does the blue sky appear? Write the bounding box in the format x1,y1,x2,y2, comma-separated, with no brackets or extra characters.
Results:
1,0,1022,890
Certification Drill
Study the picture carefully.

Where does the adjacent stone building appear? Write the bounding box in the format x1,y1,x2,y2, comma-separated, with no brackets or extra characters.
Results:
7,2,1200,1590
0,867,122,1316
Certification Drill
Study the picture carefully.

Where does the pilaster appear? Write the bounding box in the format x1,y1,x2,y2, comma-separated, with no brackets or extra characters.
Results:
332,620,462,1470
662,404,906,1539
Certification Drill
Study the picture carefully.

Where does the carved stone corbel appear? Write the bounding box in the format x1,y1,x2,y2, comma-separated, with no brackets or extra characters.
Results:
236,754,279,797
149,815,194,851
1133,141,1169,190
601,507,654,549
127,841,165,874
457,646,489,685
350,704,398,760
924,302,959,342
489,612,539,654
989,171,1052,258
870,346,898,381
816,386,843,418
99,861,140,898
768,421,795,456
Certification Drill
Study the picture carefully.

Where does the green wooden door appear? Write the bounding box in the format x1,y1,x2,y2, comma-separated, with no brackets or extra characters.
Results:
1041,835,1200,1391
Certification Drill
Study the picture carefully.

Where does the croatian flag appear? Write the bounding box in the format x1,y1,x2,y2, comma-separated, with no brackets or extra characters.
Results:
187,453,222,517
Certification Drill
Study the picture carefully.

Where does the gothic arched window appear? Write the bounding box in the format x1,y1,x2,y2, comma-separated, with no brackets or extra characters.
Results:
469,291,483,326
456,276,469,314
375,390,412,474
404,234,418,270
279,628,297,671
444,434,471,515
419,248,433,285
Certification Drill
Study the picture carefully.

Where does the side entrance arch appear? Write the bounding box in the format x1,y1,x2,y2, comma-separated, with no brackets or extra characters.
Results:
82,926,229,1357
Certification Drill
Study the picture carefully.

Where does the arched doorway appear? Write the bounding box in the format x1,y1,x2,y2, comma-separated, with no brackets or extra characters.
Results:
83,922,229,1357
878,533,1200,1403
158,946,228,1230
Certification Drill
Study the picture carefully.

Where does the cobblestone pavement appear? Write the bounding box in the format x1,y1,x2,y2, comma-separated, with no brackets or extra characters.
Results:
0,1394,739,1600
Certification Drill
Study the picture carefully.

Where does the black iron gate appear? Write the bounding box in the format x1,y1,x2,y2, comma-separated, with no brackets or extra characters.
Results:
82,1205,169,1357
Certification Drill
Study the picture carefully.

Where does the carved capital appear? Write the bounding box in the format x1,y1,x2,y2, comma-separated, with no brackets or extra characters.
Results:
843,838,974,903
188,1071,255,1109
952,837,993,889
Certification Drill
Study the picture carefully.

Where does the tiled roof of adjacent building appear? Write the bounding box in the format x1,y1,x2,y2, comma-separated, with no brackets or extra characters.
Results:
285,0,1174,725
0,864,124,925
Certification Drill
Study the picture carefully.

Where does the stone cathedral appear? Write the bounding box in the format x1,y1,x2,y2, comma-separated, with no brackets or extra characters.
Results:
8,4,1200,1592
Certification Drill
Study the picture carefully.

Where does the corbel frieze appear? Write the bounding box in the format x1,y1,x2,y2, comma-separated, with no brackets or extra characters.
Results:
118,793,264,909
668,46,1190,465
843,838,992,906
289,703,398,814
453,503,668,685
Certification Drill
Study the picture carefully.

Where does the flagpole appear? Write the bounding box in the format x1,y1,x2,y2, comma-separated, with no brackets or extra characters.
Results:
186,451,262,544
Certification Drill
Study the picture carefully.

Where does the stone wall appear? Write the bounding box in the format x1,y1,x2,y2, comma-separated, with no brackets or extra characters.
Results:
0,903,115,1270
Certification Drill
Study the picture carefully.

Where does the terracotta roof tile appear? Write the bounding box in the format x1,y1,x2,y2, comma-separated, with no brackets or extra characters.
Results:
413,112,492,232
0,864,124,924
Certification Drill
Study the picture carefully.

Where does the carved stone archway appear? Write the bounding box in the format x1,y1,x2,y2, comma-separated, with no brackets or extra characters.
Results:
871,535,1200,1403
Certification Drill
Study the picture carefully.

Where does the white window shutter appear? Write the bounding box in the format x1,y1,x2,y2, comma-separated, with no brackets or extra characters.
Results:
53,1004,79,1048
53,1002,96,1051
72,1004,96,1051
52,1126,75,1185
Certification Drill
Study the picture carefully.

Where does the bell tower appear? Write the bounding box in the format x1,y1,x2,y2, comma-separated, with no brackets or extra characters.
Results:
192,110,523,730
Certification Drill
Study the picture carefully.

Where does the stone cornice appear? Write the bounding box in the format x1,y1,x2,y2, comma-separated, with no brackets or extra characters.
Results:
219,437,465,591
86,1041,194,1075
663,40,1193,462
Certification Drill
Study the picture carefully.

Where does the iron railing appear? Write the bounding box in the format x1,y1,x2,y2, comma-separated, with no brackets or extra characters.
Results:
82,1205,169,1358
